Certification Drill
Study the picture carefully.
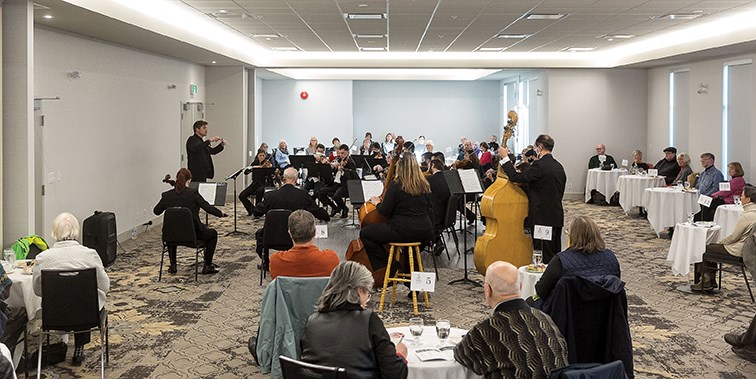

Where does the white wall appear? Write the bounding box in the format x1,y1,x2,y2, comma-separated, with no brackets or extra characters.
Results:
353,81,500,154
546,69,648,197
206,66,247,186
35,27,205,239
260,80,353,151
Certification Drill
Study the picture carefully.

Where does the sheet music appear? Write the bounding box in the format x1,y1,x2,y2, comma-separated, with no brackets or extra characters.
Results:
458,169,483,193
361,180,384,201
198,183,217,205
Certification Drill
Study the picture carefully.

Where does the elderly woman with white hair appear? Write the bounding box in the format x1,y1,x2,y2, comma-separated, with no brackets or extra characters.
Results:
300,261,408,378
32,212,110,366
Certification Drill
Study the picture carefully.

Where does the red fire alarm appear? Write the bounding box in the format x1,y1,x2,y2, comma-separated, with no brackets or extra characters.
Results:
300,91,309,100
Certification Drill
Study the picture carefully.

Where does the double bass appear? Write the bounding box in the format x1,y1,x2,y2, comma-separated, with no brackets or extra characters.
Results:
473,111,532,274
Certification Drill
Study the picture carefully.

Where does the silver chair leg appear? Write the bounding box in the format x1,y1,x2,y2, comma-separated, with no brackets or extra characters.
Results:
36,332,44,379
100,329,105,379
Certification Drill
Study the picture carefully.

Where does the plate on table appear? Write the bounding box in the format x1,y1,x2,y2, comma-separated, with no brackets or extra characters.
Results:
526,264,546,273
16,260,34,268
694,221,716,228
2,264,13,274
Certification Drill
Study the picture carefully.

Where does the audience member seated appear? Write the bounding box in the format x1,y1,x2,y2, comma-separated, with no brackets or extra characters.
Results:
358,137,371,155
300,261,408,378
696,152,725,196
725,312,756,363
154,168,227,275
530,215,621,306
588,144,617,169
0,264,26,368
327,137,340,160
381,132,395,155
254,168,330,264
272,140,291,168
630,149,650,173
479,142,493,174
454,261,568,379
269,210,339,280
305,136,319,155
712,162,747,204
655,147,681,185
32,212,110,366
692,186,756,291
672,152,693,184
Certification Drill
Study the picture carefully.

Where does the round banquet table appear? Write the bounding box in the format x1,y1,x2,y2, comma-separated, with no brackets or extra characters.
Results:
584,168,627,203
518,265,545,300
6,269,41,321
386,326,481,379
713,204,743,241
616,175,666,213
666,223,721,277
642,187,700,236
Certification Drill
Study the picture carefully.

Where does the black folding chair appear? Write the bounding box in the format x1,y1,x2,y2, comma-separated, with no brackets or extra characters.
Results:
703,252,754,302
279,355,347,379
261,209,293,285
161,207,205,282
38,268,108,379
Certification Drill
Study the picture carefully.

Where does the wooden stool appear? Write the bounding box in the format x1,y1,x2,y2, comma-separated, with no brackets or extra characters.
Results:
378,242,431,315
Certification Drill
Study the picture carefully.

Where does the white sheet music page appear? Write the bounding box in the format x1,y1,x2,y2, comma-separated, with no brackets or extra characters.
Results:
362,180,384,201
198,183,217,205
458,169,483,193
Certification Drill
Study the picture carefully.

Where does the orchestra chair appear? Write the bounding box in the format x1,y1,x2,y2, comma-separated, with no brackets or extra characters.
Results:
160,207,204,282
261,209,293,285
378,242,431,316
279,355,347,379
38,268,108,379
549,361,627,379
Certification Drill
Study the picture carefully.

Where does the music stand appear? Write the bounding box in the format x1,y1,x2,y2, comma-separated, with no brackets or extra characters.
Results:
189,181,228,228
289,155,313,170
443,169,483,287
344,180,364,229
224,167,248,236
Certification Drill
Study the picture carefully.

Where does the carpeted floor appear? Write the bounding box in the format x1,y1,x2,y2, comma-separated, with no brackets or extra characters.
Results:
25,200,756,378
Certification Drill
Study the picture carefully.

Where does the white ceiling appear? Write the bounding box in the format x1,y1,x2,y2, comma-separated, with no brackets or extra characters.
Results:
29,0,756,76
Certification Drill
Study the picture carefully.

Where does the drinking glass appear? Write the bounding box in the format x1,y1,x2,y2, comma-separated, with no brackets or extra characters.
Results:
532,250,543,267
687,212,696,224
436,320,451,347
684,181,690,189
3,249,15,268
409,317,424,346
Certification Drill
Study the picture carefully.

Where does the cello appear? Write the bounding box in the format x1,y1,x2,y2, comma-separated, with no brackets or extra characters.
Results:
473,111,532,274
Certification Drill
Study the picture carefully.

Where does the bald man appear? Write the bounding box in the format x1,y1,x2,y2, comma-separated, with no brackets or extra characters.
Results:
588,143,617,169
454,261,568,379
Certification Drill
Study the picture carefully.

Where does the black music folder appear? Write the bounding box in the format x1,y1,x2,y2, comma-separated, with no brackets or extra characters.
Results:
189,181,228,206
289,155,313,169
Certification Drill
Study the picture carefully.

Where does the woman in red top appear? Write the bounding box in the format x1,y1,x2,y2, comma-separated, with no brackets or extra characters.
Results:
479,142,493,174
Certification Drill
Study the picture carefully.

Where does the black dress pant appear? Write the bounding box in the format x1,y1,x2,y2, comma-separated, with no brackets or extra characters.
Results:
318,184,348,211
168,226,218,266
360,223,433,271
74,309,107,347
694,243,729,283
694,197,726,222
531,226,562,264
239,181,265,215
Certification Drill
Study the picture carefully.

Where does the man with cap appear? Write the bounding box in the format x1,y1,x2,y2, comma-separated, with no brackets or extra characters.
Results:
655,147,681,185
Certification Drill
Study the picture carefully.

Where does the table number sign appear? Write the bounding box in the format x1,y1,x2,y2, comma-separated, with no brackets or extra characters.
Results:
533,225,553,241
445,146,452,153
315,224,328,239
410,272,436,292
621,159,629,167
698,194,713,207
648,169,658,177
719,182,731,191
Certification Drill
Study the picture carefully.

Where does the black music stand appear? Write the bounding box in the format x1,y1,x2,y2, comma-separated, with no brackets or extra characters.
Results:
289,155,313,170
224,167,248,236
344,180,364,229
444,170,483,287
189,181,228,228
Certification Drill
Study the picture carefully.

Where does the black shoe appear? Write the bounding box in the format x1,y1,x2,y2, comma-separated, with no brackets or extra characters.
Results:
691,281,714,292
732,346,756,363
725,333,744,347
329,206,339,218
167,264,177,274
72,346,85,366
432,244,445,257
248,336,259,365
201,265,219,274
340,207,349,218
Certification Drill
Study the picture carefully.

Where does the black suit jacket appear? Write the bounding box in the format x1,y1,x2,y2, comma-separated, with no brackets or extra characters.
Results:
186,134,224,182
427,171,451,229
253,184,330,221
153,188,224,233
335,158,359,188
501,153,566,228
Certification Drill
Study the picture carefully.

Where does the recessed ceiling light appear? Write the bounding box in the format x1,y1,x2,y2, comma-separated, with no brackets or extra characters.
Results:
525,13,567,20
660,13,702,20
354,34,385,39
43,14,54,19
345,13,385,20
273,47,299,51
564,47,596,52
251,34,279,38
358,3,368,7
599,34,634,40
496,34,530,39
211,61,216,64
360,47,386,51
478,47,504,52
218,10,227,14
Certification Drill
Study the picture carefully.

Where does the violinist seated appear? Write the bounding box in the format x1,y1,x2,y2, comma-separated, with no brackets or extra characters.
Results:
303,144,329,199
452,145,479,225
317,144,358,219
240,149,274,216
253,168,330,265
369,142,384,158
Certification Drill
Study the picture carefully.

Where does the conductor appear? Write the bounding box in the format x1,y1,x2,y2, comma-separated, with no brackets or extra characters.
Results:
186,120,225,182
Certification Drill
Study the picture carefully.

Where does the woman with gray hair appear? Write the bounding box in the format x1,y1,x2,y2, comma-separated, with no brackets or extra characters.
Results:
32,212,110,366
300,261,408,378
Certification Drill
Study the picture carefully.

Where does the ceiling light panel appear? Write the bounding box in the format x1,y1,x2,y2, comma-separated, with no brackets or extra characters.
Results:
525,13,568,20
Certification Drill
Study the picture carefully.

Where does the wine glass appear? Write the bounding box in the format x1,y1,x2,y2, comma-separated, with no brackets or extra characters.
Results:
687,212,696,225
436,320,451,347
409,317,424,346
532,250,543,267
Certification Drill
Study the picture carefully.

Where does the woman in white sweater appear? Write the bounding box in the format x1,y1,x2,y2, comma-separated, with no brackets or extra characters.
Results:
32,212,110,366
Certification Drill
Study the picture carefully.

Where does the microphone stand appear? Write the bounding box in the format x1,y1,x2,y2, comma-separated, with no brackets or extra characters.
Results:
224,167,249,236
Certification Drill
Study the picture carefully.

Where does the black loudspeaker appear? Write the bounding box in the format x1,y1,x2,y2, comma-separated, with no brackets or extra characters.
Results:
82,211,117,266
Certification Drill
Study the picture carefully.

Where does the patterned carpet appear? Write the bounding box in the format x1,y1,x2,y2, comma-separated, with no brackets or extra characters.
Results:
26,200,756,378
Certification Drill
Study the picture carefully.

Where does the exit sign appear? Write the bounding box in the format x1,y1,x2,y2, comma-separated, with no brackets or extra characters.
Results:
190,84,198,95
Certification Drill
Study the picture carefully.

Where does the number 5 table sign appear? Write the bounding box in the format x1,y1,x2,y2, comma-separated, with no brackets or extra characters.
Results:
411,272,436,292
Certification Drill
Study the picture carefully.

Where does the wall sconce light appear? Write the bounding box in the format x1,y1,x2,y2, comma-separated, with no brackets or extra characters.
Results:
67,70,81,80
697,83,708,94
536,89,543,96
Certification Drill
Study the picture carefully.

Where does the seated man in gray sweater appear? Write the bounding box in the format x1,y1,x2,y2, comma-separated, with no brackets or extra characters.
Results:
454,261,568,379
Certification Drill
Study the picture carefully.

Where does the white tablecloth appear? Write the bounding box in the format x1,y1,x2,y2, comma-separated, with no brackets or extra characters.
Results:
6,270,41,321
642,187,700,236
616,175,666,213
518,265,544,299
713,204,743,241
666,223,721,276
386,326,481,379
585,168,627,202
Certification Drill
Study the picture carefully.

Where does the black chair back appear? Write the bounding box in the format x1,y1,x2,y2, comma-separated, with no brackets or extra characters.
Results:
41,268,100,332
264,209,294,250
279,355,347,379
444,194,460,229
162,207,198,247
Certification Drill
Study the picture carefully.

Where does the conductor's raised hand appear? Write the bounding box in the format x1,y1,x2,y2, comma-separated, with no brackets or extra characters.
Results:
210,136,222,143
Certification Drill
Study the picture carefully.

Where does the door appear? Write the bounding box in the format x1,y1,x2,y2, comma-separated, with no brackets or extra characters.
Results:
180,102,205,165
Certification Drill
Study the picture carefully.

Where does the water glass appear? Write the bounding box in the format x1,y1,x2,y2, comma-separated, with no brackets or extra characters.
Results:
436,320,451,347
532,250,543,267
409,317,424,346
687,212,696,224
3,249,15,268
